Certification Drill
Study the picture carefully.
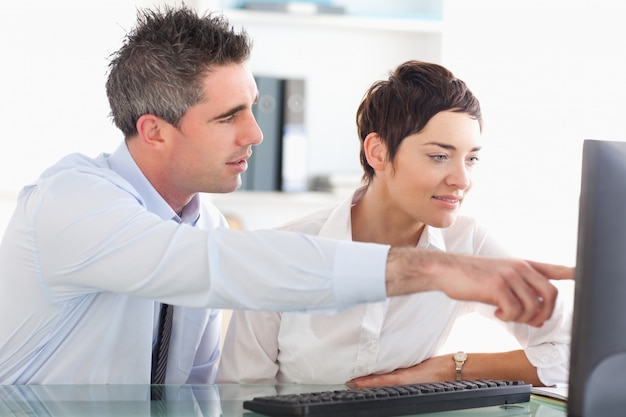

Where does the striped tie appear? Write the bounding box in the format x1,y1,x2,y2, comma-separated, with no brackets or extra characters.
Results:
151,303,173,384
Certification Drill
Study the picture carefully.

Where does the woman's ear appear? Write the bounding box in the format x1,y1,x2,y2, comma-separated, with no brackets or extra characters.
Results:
363,132,387,171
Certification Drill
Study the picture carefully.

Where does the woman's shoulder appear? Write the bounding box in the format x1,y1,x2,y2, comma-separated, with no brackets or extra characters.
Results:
274,189,357,235
275,204,337,235
442,215,508,257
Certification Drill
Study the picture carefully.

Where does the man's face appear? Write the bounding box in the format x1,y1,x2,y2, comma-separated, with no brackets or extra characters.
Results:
165,62,263,195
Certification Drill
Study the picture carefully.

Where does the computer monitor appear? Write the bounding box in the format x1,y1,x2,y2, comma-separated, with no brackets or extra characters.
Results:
568,139,626,417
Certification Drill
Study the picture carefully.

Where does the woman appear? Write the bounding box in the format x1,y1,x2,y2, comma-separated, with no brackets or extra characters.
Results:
217,60,571,388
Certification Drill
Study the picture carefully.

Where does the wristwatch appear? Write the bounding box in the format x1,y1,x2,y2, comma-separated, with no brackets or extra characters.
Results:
453,351,467,381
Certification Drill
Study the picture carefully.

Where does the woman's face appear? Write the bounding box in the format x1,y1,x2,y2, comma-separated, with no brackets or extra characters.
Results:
379,110,482,229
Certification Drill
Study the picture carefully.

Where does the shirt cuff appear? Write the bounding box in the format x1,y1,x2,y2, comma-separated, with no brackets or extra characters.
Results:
537,362,570,387
525,343,571,386
332,240,389,306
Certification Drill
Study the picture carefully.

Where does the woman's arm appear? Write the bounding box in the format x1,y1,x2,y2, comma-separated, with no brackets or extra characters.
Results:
347,350,542,387
216,310,282,383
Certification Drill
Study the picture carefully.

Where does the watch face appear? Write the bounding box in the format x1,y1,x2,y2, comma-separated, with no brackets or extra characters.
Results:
454,351,467,362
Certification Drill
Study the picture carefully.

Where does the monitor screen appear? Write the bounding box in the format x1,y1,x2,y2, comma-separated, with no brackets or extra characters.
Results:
568,139,626,417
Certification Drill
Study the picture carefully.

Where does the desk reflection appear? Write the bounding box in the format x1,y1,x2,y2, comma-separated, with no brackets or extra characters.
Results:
0,384,567,417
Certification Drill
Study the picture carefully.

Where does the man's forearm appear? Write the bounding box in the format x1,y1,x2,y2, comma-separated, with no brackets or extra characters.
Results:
385,247,439,296
384,246,573,326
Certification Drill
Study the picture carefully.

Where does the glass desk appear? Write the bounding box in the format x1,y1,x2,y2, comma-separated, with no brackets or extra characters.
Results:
0,384,567,417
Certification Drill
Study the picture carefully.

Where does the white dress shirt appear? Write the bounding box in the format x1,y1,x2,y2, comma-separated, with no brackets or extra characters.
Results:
217,187,572,386
0,144,389,384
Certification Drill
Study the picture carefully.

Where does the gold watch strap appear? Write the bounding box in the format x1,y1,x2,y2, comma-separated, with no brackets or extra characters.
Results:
453,351,467,381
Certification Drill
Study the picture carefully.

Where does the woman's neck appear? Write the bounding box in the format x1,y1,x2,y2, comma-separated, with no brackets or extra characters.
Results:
350,186,425,247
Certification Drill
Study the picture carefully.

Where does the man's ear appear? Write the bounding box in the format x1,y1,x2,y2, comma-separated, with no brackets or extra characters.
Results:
363,132,387,171
136,114,167,149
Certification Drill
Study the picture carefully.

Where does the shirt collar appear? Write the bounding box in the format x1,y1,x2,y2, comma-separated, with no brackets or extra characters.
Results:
317,188,361,239
418,223,447,252
177,195,201,225
318,186,449,252
108,141,200,225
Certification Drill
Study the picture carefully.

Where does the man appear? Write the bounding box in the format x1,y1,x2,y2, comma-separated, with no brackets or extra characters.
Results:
0,6,571,385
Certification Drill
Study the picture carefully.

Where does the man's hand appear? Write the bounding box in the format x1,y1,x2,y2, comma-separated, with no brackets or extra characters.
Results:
526,260,574,280
385,247,574,327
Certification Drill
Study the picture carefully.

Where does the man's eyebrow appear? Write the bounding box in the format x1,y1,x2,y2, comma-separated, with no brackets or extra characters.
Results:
210,94,259,122
424,142,482,152
210,104,247,121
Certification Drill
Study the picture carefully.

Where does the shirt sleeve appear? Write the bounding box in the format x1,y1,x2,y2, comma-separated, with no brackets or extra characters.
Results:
205,228,389,312
520,283,574,386
31,170,389,313
216,310,282,383
472,285,573,386
186,308,223,384
460,216,573,386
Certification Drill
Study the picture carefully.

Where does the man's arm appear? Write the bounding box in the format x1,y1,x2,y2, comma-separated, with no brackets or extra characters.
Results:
384,247,574,327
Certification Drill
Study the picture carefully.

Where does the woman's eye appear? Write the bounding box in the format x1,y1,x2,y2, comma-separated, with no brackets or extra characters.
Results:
430,154,448,162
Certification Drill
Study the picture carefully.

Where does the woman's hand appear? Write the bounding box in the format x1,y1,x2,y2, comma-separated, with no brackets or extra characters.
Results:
348,356,450,388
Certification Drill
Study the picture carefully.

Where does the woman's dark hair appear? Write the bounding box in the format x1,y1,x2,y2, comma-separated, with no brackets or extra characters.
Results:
356,60,482,184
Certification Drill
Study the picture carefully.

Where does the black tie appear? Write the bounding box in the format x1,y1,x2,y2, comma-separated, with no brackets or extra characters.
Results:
151,303,173,384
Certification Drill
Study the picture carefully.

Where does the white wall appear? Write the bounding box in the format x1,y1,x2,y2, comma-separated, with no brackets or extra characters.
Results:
442,0,626,268
0,1,158,194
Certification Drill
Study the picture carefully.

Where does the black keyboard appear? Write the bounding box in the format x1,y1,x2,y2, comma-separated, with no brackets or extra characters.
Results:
243,379,531,417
